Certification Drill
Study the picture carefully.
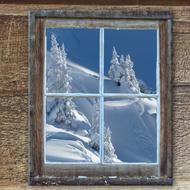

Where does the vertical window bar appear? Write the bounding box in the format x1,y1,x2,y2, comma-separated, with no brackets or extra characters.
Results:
43,30,47,164
99,28,104,163
156,28,160,167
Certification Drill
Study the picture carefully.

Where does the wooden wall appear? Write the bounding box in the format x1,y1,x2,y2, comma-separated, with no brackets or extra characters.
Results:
0,4,190,190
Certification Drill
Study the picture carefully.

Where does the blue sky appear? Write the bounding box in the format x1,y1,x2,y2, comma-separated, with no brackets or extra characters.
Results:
46,28,157,91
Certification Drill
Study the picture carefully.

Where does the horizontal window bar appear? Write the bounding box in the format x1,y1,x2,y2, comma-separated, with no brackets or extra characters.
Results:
103,93,159,98
45,93,159,98
45,93,101,97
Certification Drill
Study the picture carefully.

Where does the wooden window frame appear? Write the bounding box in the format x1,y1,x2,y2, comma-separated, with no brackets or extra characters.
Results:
29,8,172,185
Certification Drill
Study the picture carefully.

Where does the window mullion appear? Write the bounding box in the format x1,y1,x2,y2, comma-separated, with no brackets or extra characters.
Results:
156,28,161,168
99,28,104,164
44,31,47,164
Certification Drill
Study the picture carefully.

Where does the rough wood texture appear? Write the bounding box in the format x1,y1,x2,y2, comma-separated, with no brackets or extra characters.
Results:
0,16,28,184
0,5,190,20
1,0,190,6
0,16,28,96
0,4,190,189
29,18,45,178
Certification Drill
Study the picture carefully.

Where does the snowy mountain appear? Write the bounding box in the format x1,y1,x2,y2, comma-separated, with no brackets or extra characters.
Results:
46,54,157,163
46,52,136,94
45,36,157,163
104,98,157,162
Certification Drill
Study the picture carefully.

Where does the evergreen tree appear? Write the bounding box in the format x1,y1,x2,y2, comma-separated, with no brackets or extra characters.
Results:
108,47,123,86
119,54,126,83
104,126,117,162
49,34,76,128
89,99,99,151
49,33,72,93
55,98,76,127
108,46,141,93
125,55,140,93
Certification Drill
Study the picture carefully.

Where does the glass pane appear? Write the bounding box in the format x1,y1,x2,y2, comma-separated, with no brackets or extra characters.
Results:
104,97,157,163
45,97,100,163
104,29,157,94
46,28,99,93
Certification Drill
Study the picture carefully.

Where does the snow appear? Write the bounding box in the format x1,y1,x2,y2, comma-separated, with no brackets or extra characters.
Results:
45,40,157,163
104,99,136,107
46,139,99,162
47,51,134,94
46,124,90,143
72,109,91,126
104,97,157,162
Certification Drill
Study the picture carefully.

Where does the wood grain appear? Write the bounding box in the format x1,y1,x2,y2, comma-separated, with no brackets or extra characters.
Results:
0,16,28,96
0,0,190,6
0,4,190,189
29,18,45,177
0,97,28,183
159,21,169,177
173,33,190,83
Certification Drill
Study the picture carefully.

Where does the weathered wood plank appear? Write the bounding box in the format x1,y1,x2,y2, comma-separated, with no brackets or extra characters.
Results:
173,33,190,83
0,0,190,6
29,18,45,178
172,86,190,179
0,16,28,96
0,109,28,183
159,20,171,177
1,180,190,189
173,21,190,33
0,5,187,21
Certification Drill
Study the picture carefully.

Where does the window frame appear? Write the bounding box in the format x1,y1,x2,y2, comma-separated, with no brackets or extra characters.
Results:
29,9,172,185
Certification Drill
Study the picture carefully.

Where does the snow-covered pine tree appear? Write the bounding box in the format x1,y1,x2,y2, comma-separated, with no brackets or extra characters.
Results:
104,126,117,162
60,43,72,93
49,34,72,93
119,54,126,83
108,47,123,86
49,34,76,128
125,55,140,93
89,99,99,151
55,98,76,127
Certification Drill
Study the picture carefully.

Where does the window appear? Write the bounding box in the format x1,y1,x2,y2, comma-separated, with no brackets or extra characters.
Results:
29,9,172,185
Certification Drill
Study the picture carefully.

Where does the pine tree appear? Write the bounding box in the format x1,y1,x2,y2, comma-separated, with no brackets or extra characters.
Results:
125,55,140,93
48,33,72,93
89,99,99,151
104,126,117,162
60,44,72,93
49,34,76,128
55,98,76,127
119,54,126,83
108,47,123,86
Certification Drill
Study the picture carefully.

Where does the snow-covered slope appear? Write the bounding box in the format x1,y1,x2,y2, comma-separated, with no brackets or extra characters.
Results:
46,52,134,94
104,98,157,163
45,52,157,163
46,124,99,162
